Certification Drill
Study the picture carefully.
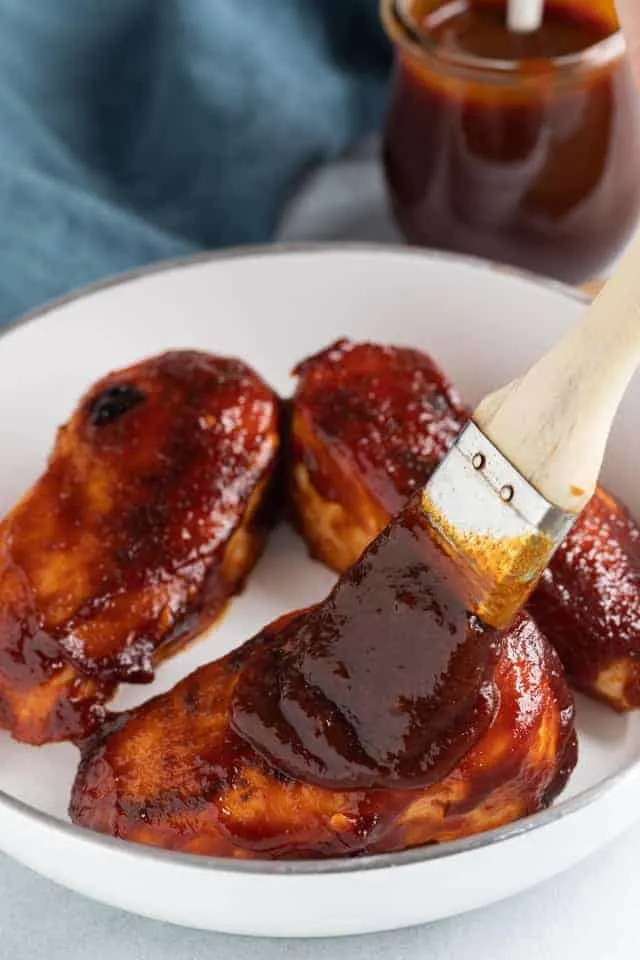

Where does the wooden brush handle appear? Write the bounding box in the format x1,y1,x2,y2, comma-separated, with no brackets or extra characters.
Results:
475,232,640,513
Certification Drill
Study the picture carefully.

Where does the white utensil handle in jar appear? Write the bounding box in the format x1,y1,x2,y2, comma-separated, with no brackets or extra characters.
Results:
474,230,640,513
507,0,545,33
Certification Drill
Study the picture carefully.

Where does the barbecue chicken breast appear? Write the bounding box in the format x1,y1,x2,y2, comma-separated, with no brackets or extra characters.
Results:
71,496,576,859
0,350,280,744
289,339,640,711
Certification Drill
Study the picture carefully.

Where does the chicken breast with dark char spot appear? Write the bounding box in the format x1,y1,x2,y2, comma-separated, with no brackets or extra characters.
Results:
0,350,280,744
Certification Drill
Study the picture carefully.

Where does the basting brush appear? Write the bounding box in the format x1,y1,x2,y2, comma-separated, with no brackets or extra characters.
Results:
422,234,640,629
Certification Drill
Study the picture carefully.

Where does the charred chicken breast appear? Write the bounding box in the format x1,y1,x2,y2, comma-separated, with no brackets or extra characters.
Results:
290,339,640,712
0,350,280,744
71,497,576,859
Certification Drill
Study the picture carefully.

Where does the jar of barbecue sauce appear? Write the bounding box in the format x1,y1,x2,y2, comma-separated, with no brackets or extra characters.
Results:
381,0,640,284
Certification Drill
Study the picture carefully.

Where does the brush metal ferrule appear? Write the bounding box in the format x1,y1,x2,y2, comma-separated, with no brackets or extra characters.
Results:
421,421,577,629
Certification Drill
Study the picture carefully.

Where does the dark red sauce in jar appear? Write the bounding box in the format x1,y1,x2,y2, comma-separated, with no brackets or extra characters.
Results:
382,0,640,284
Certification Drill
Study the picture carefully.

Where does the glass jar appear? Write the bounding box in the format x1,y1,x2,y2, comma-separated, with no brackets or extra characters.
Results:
381,0,640,284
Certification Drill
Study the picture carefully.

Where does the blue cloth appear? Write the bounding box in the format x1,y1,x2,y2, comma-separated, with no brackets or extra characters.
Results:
0,0,390,324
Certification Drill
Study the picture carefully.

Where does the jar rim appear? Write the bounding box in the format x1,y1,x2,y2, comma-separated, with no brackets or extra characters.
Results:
381,0,626,83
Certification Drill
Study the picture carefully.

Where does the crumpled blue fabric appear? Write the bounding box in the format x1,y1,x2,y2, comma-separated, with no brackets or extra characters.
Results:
0,0,390,324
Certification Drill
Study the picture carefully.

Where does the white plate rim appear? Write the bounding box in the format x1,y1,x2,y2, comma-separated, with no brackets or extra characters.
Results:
0,240,627,879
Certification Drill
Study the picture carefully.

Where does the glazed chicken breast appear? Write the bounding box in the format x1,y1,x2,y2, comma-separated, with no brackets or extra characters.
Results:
289,339,640,712
0,351,280,745
71,496,576,859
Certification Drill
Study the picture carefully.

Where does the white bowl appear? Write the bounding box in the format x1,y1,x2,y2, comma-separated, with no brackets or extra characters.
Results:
0,245,638,938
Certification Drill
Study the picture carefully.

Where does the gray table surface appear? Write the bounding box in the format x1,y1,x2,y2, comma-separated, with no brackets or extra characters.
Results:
2,143,637,959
